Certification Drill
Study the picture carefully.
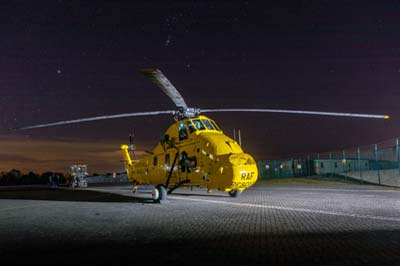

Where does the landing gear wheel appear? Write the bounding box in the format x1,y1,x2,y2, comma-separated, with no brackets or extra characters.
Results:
228,190,242,198
153,184,168,204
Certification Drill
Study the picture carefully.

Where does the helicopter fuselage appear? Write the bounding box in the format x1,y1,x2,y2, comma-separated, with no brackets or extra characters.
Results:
121,115,258,194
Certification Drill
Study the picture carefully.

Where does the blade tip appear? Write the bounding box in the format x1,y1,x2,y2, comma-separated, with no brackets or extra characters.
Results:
384,115,390,119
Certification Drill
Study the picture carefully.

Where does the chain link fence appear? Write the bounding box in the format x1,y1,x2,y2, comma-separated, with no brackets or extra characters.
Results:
258,137,400,187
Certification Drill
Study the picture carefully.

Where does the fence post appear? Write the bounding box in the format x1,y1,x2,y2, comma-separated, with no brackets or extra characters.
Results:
375,144,381,185
397,138,399,176
343,150,347,182
357,147,362,184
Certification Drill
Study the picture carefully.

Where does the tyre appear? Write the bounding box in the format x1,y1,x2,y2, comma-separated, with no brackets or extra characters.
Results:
153,184,168,204
228,190,242,198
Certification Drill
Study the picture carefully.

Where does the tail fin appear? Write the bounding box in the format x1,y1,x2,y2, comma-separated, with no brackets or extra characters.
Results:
121,145,134,180
121,145,132,166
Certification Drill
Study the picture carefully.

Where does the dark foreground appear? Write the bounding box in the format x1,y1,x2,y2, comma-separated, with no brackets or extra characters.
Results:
0,180,399,266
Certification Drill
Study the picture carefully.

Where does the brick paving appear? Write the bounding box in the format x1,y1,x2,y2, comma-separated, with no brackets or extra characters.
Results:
0,183,399,265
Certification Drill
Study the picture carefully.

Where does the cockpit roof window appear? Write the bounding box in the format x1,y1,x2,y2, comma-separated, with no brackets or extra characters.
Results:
192,119,206,130
210,120,221,131
187,121,196,133
202,119,214,130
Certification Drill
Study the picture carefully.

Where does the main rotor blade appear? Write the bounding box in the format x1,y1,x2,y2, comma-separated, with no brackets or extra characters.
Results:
17,110,175,130
201,108,389,119
141,68,188,109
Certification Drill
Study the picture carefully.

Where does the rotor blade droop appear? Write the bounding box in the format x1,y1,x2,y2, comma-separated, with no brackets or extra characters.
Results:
17,110,175,130
201,108,389,119
140,68,188,109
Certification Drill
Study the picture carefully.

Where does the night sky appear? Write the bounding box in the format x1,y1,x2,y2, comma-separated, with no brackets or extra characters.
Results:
1,1,400,174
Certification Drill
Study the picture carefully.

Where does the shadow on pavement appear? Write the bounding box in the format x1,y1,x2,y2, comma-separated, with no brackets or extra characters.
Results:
0,187,155,203
172,192,228,198
1,229,399,266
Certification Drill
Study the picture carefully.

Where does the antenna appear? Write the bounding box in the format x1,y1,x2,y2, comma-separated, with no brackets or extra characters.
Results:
129,132,136,159
233,128,236,141
238,129,242,147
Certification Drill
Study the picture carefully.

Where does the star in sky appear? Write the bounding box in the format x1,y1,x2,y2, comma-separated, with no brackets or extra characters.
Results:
165,35,172,47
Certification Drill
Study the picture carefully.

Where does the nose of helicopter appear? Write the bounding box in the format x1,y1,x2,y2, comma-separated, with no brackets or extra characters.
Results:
228,153,258,191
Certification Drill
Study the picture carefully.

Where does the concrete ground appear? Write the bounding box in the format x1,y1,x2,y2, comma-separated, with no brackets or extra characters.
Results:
0,179,399,266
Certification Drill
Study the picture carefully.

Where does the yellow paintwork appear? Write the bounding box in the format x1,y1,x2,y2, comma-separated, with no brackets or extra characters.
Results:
120,115,258,193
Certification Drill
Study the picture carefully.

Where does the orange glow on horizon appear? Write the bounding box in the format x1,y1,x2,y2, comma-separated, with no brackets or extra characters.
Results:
0,135,149,174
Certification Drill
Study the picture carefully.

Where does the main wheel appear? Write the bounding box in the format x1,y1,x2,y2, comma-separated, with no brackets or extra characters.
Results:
152,184,168,204
228,190,242,198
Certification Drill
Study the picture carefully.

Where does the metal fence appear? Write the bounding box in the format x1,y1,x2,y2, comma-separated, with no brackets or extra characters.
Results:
86,173,128,184
258,137,400,187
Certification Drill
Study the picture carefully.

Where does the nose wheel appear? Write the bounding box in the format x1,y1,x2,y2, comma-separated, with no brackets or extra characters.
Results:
228,190,242,198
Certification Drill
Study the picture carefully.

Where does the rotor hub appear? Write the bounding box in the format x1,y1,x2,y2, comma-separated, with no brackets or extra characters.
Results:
174,108,201,120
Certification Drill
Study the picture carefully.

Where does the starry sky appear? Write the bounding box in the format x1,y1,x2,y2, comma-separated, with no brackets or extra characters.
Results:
1,1,400,174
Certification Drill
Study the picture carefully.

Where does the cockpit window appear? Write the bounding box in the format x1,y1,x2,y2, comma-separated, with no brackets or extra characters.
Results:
187,121,196,133
210,120,221,131
202,119,214,130
178,123,188,140
192,119,205,130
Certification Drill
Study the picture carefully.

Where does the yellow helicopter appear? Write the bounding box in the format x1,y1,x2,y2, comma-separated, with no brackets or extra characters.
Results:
19,68,389,203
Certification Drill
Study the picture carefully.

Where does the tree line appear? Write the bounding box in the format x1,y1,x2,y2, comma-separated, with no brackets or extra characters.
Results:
0,169,67,186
